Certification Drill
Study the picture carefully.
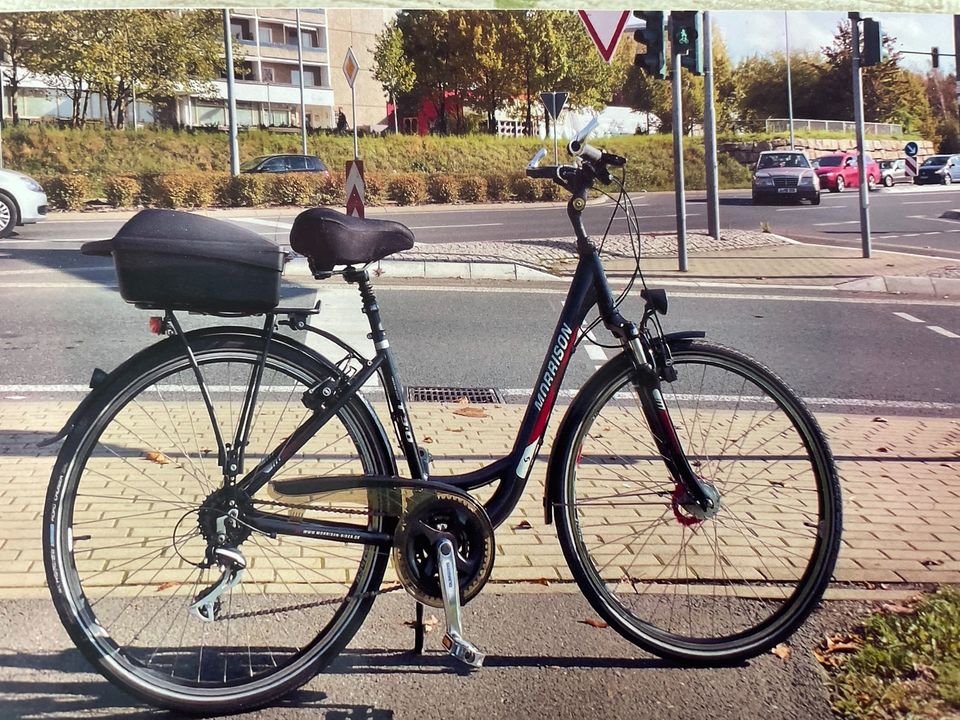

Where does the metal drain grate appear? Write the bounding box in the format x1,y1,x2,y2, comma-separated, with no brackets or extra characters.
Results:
406,386,504,404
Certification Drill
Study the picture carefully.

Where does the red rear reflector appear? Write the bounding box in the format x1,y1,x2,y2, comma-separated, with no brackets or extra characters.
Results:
149,317,163,335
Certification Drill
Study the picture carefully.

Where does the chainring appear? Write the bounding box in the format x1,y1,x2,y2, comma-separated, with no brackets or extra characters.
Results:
392,490,495,608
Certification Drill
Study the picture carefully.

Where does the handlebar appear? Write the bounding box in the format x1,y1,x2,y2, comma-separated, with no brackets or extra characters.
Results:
525,117,626,186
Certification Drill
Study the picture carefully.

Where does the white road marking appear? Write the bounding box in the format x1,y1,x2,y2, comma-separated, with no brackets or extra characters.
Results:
907,215,960,225
892,312,924,323
903,200,953,205
775,206,845,211
232,218,294,229
11,383,955,412
812,220,861,226
927,325,960,338
0,237,110,243
407,223,504,230
581,330,608,369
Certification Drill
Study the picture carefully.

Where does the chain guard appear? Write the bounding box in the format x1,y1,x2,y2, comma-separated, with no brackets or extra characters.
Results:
392,490,496,608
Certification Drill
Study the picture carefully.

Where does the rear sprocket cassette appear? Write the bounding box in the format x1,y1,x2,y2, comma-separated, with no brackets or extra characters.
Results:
392,490,495,608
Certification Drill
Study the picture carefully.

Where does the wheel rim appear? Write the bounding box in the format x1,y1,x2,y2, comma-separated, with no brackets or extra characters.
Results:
836,177,844,192
51,347,387,701
564,350,835,653
0,202,10,231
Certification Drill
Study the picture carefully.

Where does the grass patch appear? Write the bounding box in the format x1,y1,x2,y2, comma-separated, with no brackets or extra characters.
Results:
823,588,960,720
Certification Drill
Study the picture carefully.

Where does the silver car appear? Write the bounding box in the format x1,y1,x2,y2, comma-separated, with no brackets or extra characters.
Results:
752,150,821,205
0,168,48,237
879,158,909,187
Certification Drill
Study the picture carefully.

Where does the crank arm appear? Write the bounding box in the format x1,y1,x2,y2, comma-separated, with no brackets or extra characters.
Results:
436,538,484,668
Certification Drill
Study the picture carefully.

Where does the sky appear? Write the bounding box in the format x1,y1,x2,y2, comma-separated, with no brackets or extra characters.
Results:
712,12,957,76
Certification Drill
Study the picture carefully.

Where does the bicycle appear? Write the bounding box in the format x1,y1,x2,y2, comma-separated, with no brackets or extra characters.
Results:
42,120,842,715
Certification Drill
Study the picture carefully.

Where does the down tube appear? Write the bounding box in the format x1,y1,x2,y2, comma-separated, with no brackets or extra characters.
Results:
511,257,598,482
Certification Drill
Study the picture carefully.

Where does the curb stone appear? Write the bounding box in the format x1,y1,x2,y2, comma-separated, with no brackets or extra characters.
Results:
835,275,960,296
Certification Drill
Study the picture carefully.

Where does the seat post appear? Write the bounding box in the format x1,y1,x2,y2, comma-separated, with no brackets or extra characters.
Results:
343,266,426,480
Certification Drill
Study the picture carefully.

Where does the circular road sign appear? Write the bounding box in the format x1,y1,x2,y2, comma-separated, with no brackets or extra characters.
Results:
904,141,919,157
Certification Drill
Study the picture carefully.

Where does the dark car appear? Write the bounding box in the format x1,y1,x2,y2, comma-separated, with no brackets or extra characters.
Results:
914,154,960,185
814,152,880,193
240,154,328,174
751,150,820,205
879,158,909,187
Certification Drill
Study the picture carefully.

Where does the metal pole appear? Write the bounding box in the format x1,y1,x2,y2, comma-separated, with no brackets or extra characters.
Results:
223,10,240,176
553,117,558,164
954,15,960,132
849,12,871,258
671,43,687,271
703,12,720,241
296,10,307,155
785,12,795,148
131,84,138,130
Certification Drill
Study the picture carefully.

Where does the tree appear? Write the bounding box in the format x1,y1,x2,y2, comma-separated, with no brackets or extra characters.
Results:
460,12,522,133
734,52,825,131
0,13,42,124
926,71,959,151
372,19,415,134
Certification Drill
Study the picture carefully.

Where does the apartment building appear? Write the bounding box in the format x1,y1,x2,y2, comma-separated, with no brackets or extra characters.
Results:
3,8,392,131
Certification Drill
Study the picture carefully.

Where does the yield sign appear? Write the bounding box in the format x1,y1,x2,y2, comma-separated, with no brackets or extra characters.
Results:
578,10,629,63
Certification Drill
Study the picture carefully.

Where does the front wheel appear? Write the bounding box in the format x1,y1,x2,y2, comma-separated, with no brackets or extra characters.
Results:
553,340,841,664
44,333,395,714
883,175,893,188
834,176,845,193
943,174,953,185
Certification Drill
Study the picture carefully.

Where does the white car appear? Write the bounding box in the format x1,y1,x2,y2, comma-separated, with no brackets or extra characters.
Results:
0,168,48,237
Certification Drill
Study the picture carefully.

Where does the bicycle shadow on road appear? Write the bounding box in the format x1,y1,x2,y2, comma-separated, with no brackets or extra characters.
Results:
0,646,391,719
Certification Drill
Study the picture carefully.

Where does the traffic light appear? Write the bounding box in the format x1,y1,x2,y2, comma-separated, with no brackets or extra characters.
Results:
670,11,702,76
861,18,884,66
633,11,666,80
932,46,940,69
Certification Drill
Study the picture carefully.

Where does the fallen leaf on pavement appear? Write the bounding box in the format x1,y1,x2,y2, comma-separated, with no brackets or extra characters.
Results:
453,406,487,418
446,427,464,433
156,581,180,592
144,451,171,465
579,618,608,629
876,447,889,453
403,614,441,632
532,578,551,586
921,559,944,567
871,416,888,423
422,436,434,444
513,520,533,530
771,643,791,661
456,396,469,405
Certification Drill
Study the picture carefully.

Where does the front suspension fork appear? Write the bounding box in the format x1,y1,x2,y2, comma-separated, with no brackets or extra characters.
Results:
624,333,718,514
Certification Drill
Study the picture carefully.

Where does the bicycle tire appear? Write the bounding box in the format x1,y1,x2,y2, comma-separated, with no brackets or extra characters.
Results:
553,339,841,664
44,331,395,714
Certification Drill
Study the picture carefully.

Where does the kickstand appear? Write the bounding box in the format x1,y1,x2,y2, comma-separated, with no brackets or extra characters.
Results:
412,601,425,654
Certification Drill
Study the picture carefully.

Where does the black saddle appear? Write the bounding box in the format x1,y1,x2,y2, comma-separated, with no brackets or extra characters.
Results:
290,208,415,274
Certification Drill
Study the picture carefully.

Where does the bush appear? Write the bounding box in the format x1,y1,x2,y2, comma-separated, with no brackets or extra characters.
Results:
510,175,540,202
363,171,386,206
426,173,459,203
269,172,315,205
485,173,512,201
44,174,89,210
141,173,191,208
539,179,563,201
183,173,223,207
458,175,487,203
104,176,141,207
388,173,427,206
311,171,344,206
224,174,268,206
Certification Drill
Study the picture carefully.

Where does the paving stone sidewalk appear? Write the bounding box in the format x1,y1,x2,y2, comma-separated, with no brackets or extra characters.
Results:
0,400,957,601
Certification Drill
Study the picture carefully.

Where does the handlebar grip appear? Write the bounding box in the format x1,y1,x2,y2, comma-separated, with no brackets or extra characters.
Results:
526,166,559,180
569,139,602,163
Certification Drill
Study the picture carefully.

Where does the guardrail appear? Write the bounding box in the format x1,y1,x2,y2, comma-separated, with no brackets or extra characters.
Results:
765,118,903,136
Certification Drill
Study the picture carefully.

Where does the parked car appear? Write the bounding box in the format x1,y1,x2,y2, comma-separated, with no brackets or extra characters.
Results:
751,150,820,205
878,158,910,187
814,152,881,193
914,154,960,185
240,154,328,174
0,168,48,238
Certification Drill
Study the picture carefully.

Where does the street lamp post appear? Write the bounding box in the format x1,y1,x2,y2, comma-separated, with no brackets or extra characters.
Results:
296,10,307,155
785,12,795,148
222,9,240,177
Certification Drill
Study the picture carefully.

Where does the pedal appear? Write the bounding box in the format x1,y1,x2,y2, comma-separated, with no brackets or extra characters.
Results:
189,547,246,622
435,537,485,669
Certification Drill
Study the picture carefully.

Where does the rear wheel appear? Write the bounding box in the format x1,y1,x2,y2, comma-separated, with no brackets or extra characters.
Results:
834,176,845,193
554,340,841,664
883,174,893,188
44,334,394,714
810,192,821,206
944,174,952,185
867,175,877,191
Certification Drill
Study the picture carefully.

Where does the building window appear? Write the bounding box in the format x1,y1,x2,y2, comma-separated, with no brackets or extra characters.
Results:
258,26,273,44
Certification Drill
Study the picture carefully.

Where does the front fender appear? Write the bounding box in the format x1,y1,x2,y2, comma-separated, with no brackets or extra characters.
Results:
542,330,706,525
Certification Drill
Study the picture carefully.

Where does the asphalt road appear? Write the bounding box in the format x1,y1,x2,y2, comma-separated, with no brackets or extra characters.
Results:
1,273,958,415
0,593,868,719
7,182,960,259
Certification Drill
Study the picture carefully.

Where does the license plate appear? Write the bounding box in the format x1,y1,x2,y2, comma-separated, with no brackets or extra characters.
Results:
777,188,797,193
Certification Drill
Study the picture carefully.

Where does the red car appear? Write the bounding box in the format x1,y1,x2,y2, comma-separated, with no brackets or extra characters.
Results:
814,152,881,193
